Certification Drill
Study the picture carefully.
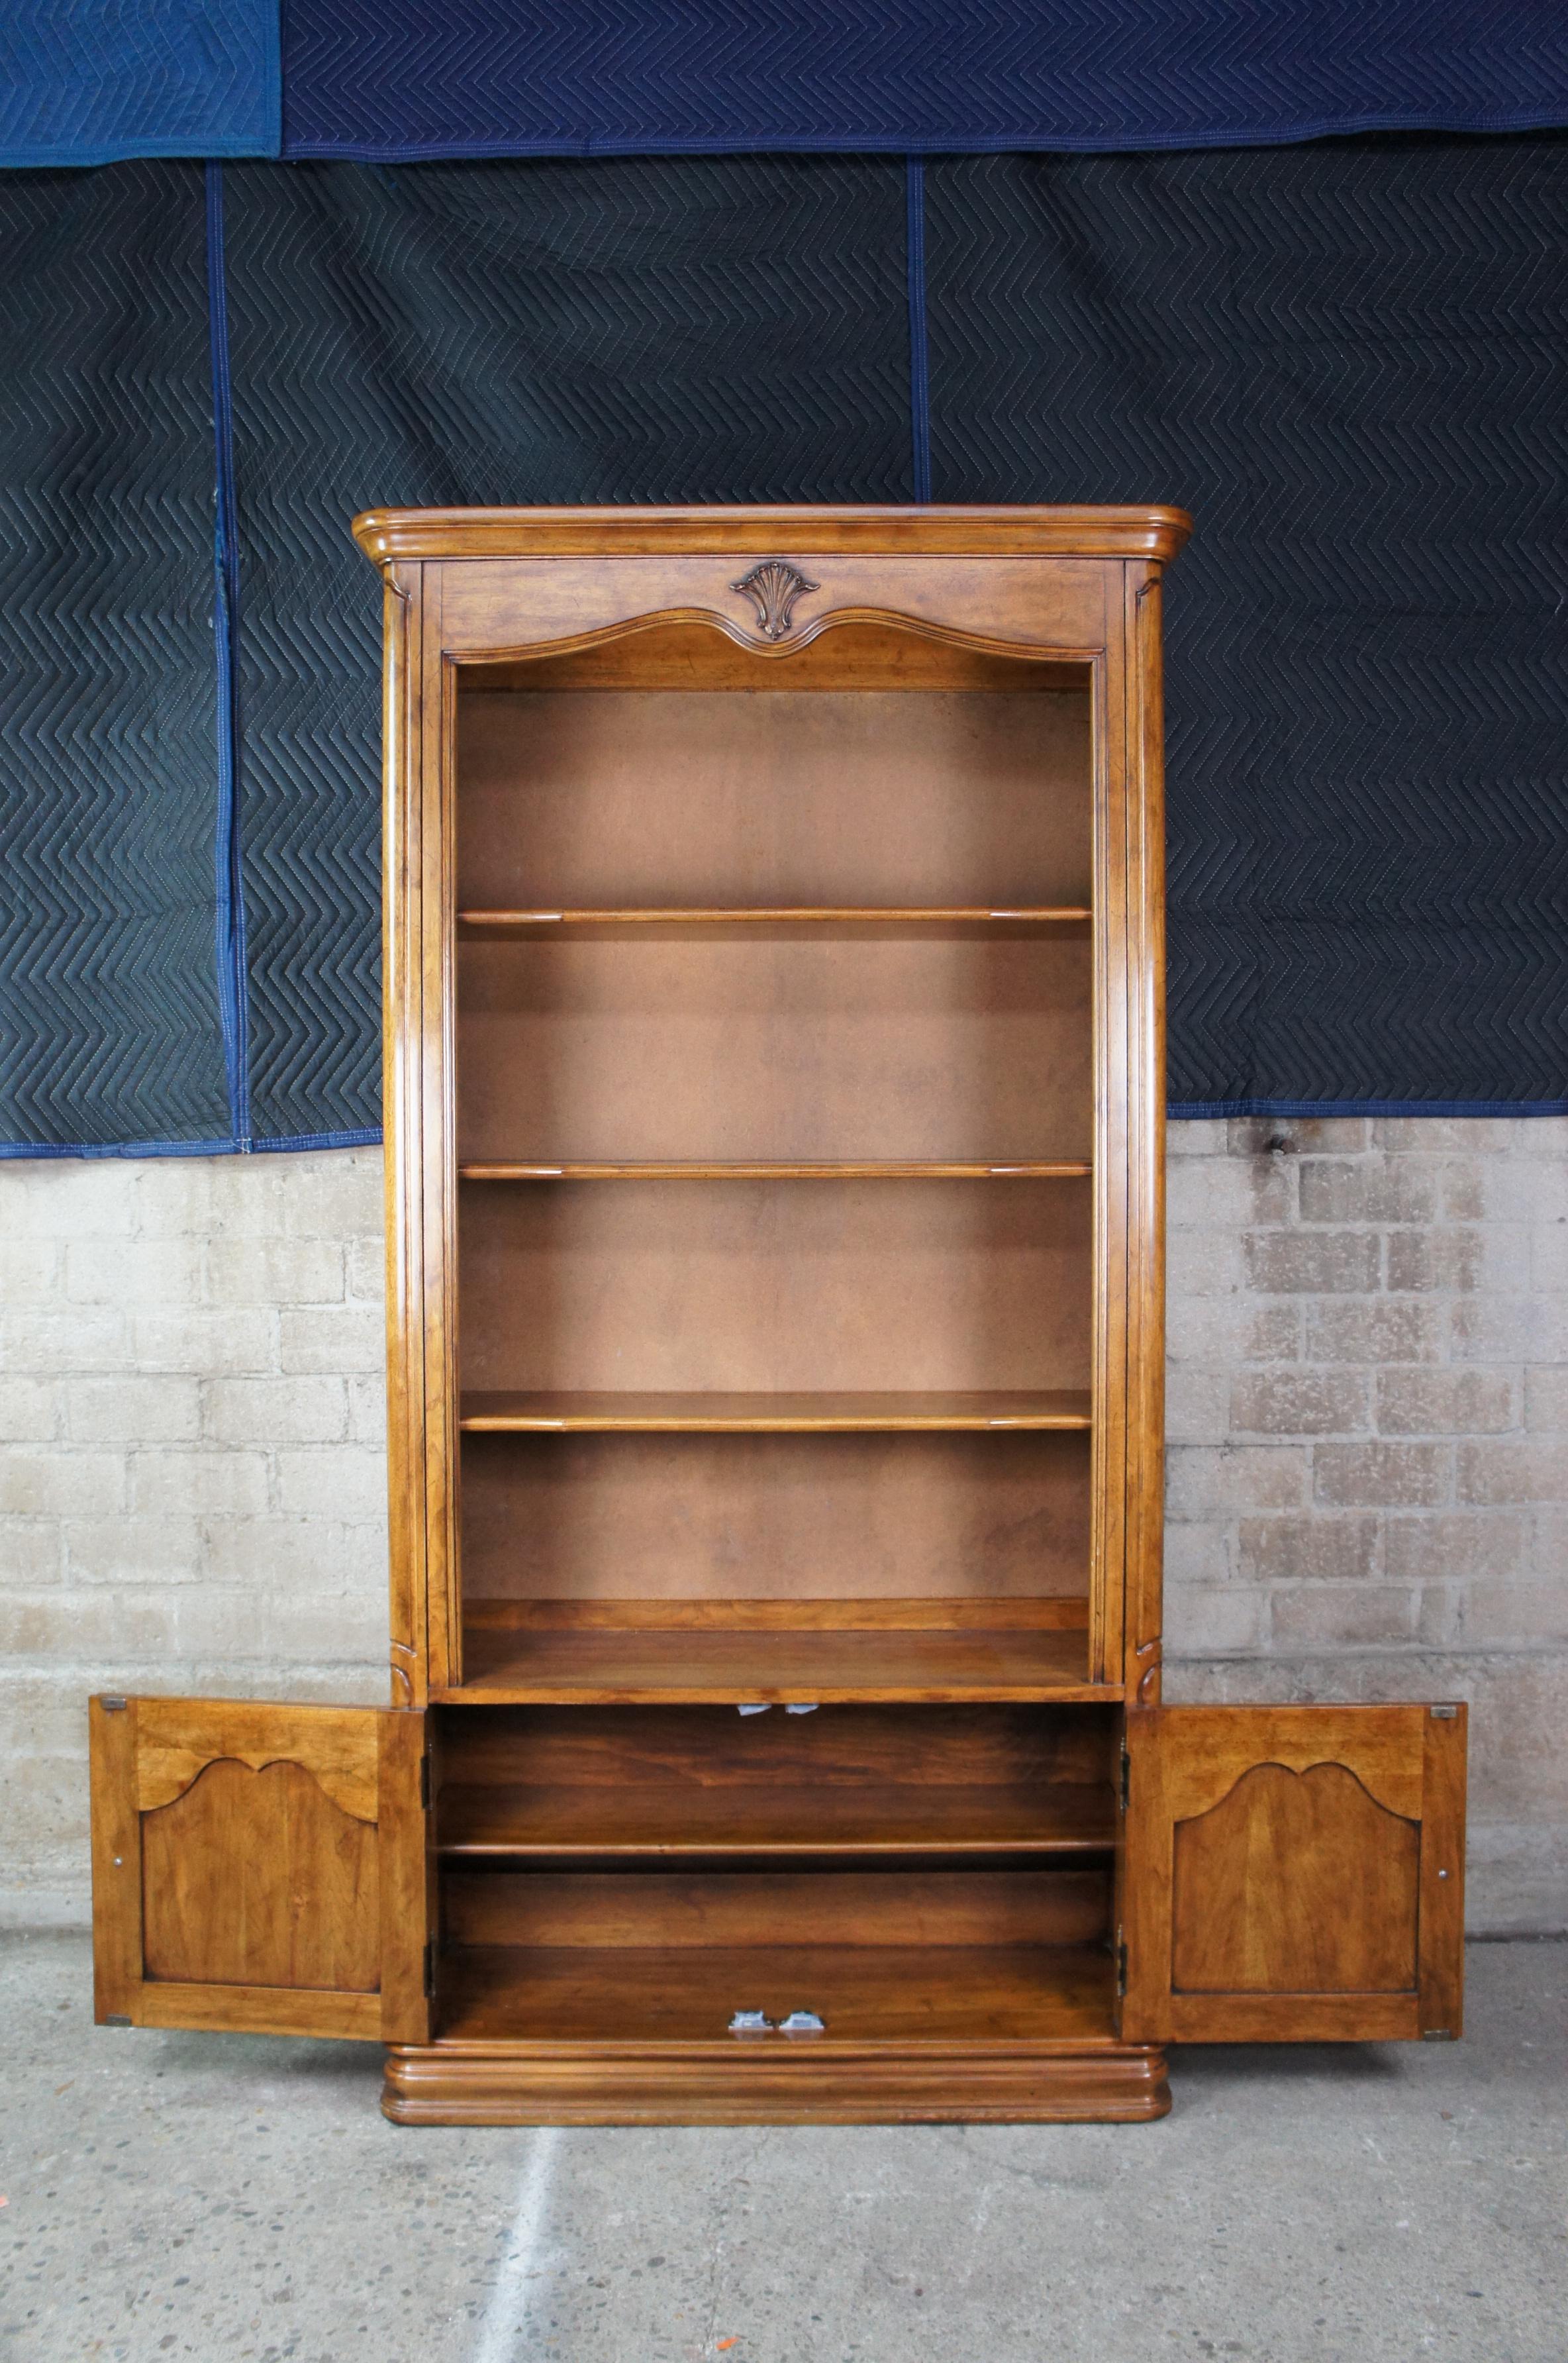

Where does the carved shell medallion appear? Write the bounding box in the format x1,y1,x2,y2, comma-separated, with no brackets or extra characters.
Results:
730,560,819,640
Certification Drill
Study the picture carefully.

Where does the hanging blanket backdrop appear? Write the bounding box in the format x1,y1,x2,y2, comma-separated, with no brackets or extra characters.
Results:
3,7,1568,1152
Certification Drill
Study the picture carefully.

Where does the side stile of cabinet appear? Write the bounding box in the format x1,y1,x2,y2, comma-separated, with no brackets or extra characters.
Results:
1110,560,1166,2040
384,561,429,1710
421,565,462,1693
1123,562,1167,1708
1089,561,1129,1693
378,1708,439,2038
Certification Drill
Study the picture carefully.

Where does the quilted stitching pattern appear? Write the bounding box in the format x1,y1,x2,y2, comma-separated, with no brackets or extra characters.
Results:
223,156,912,1142
0,164,231,1152
6,145,1568,1152
926,144,1568,1109
280,1,1568,160
1,0,277,168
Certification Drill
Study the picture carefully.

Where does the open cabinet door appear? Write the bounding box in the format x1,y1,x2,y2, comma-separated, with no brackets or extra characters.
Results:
90,1698,431,2042
1121,1704,1465,2044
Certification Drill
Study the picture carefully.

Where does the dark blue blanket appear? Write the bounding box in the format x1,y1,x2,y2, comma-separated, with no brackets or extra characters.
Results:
5,3,1566,170
281,2,1568,160
4,143,1568,1152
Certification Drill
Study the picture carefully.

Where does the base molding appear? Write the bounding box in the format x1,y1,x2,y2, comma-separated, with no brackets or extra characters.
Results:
381,2040,1170,2125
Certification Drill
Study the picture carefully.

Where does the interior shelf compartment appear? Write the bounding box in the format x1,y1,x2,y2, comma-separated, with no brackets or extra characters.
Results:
456,929,1091,1169
457,631,1093,921
460,1431,1091,1607
433,1840,1116,2040
435,1943,1117,2044
458,1389,1093,1432
458,1181,1092,1401
435,1697,1117,1858
451,1601,1101,1703
458,1161,1093,1181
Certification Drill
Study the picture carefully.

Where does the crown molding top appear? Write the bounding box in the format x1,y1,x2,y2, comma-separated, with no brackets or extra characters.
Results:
352,503,1192,566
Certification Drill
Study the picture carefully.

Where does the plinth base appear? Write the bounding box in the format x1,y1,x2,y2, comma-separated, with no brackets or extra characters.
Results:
381,2039,1171,2125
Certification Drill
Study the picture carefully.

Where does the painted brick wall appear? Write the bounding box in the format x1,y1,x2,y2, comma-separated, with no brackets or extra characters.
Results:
2,1151,389,1924
3,1123,1565,1930
1164,1115,1568,1934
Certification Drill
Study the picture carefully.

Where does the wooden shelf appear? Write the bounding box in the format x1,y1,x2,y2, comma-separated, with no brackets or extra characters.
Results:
458,906,1092,930
438,1782,1115,1858
451,1621,1102,1704
458,1389,1093,1432
436,1942,1117,2044
459,1160,1093,1181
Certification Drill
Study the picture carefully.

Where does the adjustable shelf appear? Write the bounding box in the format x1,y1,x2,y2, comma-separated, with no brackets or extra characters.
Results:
451,1607,1102,1705
458,1389,1093,1432
458,905,1092,932
459,1160,1092,1180
438,1781,1116,1858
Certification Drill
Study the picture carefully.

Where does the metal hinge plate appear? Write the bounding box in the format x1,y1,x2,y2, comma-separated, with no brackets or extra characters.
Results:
1115,1933,1128,1997
1119,1744,1130,1813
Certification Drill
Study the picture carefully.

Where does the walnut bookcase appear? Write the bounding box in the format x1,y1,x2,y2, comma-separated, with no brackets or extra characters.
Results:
90,508,1467,2123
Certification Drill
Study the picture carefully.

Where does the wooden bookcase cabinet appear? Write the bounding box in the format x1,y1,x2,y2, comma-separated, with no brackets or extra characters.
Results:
90,508,1467,2123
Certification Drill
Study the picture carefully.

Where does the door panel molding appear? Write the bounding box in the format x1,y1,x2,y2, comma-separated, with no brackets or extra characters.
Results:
140,1760,381,1991
134,1697,381,1819
1171,1760,1418,1995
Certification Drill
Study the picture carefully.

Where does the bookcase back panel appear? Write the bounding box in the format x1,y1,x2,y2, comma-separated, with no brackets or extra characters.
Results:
457,1178,1091,1393
456,680,1091,911
459,1430,1091,1601
456,930,1091,1164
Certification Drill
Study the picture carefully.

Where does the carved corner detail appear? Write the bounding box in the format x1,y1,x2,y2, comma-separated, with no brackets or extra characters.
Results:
731,560,819,640
1134,1636,1163,1705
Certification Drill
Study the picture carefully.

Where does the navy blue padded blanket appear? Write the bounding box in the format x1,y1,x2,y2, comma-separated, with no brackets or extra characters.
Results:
279,3,1568,160
3,141,1567,1151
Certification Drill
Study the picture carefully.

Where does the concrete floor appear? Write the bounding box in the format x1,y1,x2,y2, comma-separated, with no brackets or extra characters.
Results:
0,1936,1563,2363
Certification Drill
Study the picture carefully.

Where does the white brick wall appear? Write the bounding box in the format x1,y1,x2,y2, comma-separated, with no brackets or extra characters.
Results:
1,1151,389,1923
3,1124,1565,1931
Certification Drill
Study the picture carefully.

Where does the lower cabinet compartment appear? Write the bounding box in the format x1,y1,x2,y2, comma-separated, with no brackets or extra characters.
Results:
435,1864,1117,2044
432,1699,1119,1858
383,1698,1169,2121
